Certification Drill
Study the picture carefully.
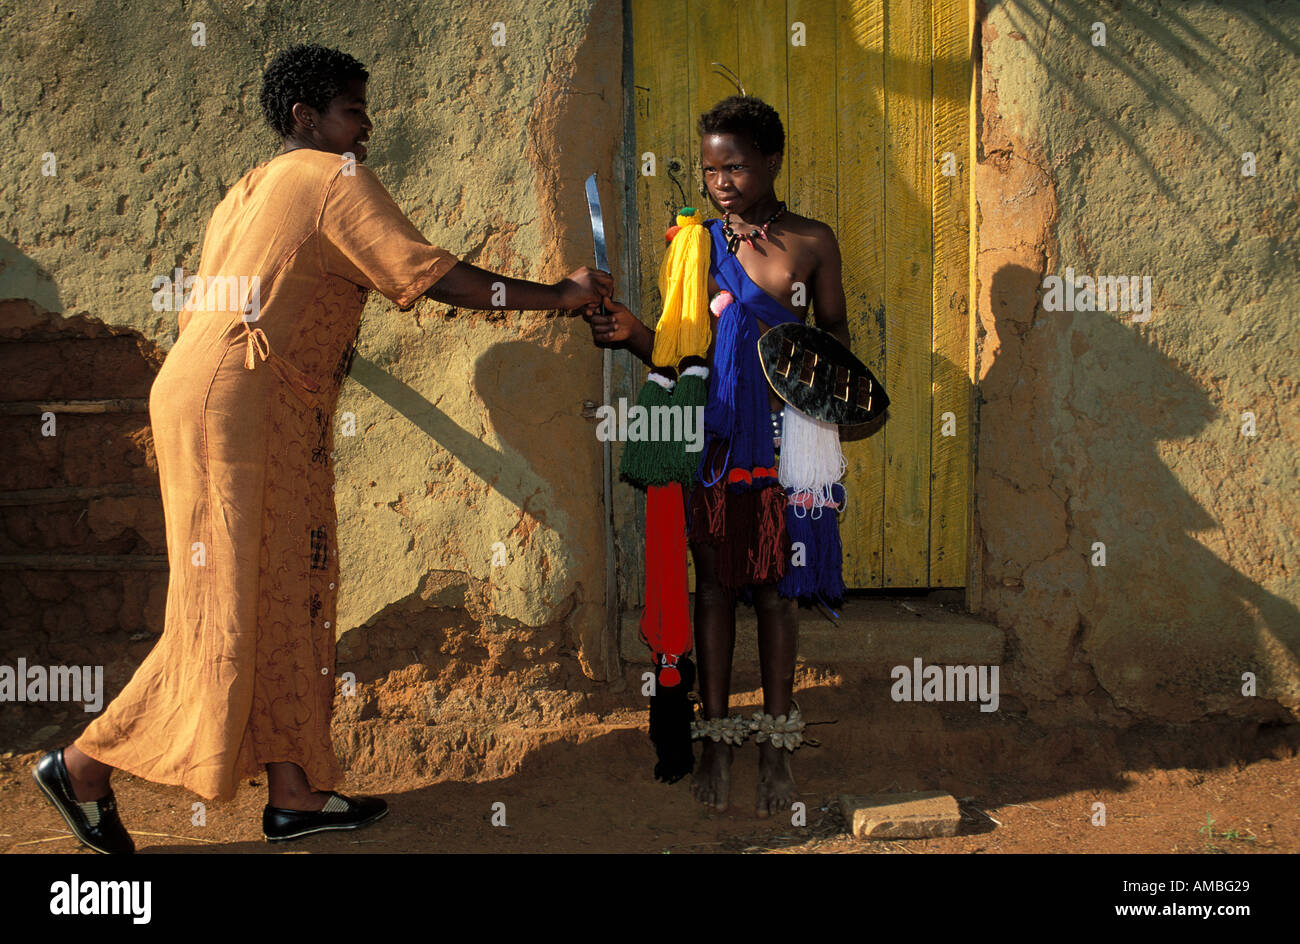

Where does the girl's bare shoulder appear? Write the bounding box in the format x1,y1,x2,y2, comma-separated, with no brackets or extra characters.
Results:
780,210,839,247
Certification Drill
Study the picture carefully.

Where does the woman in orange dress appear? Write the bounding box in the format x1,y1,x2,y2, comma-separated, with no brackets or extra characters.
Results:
32,44,610,853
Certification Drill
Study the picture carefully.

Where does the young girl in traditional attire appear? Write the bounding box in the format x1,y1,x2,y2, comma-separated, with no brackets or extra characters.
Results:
588,96,854,815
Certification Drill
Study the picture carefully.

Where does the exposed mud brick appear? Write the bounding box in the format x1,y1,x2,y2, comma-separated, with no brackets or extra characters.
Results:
0,308,167,724
0,336,158,400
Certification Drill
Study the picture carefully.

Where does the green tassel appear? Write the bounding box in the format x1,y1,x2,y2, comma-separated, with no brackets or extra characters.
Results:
619,376,675,487
667,370,709,483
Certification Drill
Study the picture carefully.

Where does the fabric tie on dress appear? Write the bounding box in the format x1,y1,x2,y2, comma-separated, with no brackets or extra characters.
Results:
243,323,324,410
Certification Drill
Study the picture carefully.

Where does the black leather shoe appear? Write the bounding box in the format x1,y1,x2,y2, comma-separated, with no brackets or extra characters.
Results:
263,792,388,841
32,749,134,855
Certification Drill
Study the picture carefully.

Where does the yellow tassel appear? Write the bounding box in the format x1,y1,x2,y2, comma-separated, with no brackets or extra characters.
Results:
652,209,711,367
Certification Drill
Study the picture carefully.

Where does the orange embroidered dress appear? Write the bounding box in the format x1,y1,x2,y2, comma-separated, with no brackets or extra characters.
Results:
75,149,459,801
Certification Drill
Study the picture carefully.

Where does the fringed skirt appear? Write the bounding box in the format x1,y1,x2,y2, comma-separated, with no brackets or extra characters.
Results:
686,409,847,606
686,442,789,598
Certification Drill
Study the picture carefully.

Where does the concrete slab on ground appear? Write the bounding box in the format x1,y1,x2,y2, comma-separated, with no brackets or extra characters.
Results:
840,790,962,839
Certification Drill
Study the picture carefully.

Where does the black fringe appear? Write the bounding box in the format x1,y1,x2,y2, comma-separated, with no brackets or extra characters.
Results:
649,656,696,784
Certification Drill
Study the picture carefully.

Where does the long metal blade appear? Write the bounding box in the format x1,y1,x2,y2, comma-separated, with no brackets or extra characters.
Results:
586,171,617,677
585,173,609,272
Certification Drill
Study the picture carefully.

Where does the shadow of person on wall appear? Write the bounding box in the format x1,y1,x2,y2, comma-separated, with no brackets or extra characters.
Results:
978,262,1299,728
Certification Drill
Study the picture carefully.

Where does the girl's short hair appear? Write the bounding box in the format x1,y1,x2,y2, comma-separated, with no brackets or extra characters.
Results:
698,95,785,156
260,44,369,137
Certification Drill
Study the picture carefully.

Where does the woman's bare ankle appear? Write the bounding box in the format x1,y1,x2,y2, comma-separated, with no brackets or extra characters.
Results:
63,744,112,802
267,788,329,812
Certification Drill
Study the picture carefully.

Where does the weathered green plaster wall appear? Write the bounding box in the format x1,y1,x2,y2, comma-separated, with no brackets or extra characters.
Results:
0,0,628,678
6,0,1296,732
975,0,1299,724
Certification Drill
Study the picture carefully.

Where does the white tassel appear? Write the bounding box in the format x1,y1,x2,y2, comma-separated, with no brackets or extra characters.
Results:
778,404,847,516
647,371,676,393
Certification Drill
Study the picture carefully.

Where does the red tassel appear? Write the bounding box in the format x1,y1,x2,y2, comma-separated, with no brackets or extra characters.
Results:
707,483,726,540
687,479,727,543
750,484,789,583
640,484,691,673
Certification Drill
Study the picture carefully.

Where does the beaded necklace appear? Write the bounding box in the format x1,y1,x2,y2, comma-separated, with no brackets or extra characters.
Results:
721,201,786,255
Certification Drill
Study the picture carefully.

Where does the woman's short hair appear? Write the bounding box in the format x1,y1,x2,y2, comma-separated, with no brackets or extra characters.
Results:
698,95,785,156
260,44,369,137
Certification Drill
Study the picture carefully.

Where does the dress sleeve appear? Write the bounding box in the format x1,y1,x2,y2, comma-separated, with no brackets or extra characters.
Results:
318,164,460,309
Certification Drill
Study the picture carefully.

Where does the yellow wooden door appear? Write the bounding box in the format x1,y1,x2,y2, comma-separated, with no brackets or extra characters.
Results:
629,0,974,590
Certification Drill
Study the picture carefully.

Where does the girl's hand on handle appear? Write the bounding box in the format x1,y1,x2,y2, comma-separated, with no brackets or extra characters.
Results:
583,298,638,346
555,266,613,312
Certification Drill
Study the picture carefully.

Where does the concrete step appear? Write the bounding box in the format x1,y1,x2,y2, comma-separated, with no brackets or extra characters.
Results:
621,592,1006,677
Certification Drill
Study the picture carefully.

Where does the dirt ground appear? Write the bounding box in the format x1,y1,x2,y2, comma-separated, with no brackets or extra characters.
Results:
3,702,1297,854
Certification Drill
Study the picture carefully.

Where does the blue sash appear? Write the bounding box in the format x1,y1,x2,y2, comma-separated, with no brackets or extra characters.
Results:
699,218,801,486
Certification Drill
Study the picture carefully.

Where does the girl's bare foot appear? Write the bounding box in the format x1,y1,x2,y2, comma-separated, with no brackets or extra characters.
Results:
691,739,732,811
755,741,797,818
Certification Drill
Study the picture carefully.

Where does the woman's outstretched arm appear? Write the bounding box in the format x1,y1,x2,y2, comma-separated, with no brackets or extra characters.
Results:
424,261,611,312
